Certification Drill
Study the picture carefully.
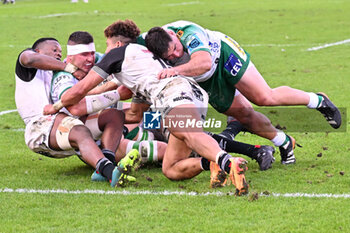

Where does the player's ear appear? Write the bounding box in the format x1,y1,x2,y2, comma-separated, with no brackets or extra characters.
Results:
167,30,176,36
116,41,123,48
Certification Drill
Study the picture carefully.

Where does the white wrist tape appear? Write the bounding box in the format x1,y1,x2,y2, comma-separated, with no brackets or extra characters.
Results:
53,99,64,111
64,63,78,73
85,90,120,114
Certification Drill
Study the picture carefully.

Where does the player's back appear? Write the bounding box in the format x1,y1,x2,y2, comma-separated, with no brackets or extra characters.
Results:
114,44,171,102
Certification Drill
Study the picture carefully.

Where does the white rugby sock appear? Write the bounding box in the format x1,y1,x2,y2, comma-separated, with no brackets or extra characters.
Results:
307,92,320,109
271,131,287,147
136,128,154,141
126,141,158,163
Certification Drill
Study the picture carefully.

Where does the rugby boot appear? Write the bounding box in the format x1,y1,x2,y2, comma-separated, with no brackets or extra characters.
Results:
91,170,136,183
110,149,140,187
209,162,227,188
252,145,275,171
228,157,249,196
279,135,296,165
316,93,342,129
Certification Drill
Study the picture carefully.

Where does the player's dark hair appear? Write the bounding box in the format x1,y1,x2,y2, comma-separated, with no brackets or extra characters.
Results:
104,19,140,43
31,37,59,49
145,27,172,58
68,31,94,45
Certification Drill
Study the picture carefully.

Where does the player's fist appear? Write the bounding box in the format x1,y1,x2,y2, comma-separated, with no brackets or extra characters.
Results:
43,104,58,115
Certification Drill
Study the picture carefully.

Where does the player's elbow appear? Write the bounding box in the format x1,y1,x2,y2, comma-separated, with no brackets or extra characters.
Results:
20,52,37,67
201,60,212,72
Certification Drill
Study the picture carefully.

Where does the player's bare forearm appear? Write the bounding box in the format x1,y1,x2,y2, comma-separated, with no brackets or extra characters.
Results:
20,51,66,71
65,98,88,117
61,69,104,107
157,51,211,79
88,80,118,95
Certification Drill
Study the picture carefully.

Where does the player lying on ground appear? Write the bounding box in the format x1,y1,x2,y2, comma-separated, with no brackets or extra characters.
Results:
51,31,168,184
15,37,139,187
43,25,250,196
86,19,276,172
143,20,342,165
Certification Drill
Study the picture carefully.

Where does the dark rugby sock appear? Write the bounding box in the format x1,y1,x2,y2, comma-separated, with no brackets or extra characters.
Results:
200,157,210,171
219,120,245,139
217,152,232,174
102,148,116,165
209,133,256,159
96,158,114,181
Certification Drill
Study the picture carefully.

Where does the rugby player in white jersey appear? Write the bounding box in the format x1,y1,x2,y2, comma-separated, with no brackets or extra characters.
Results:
15,37,139,187
98,20,276,175
44,22,250,195
144,20,342,165
51,31,166,182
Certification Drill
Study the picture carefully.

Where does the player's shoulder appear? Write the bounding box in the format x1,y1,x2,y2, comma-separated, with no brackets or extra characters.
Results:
165,20,202,30
53,70,74,79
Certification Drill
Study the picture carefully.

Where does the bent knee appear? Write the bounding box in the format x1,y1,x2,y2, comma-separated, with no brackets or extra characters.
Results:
162,166,179,181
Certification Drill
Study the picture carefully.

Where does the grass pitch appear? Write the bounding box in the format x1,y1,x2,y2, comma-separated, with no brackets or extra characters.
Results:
0,0,350,232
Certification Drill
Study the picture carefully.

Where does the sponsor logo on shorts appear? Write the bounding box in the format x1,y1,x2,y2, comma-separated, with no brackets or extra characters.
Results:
224,53,242,76
173,91,193,102
143,111,161,129
189,82,203,101
173,96,193,102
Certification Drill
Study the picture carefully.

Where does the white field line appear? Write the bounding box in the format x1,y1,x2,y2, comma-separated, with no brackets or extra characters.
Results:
162,1,201,6
0,109,17,116
306,39,350,51
37,12,81,18
1,188,350,198
34,11,142,19
243,43,302,47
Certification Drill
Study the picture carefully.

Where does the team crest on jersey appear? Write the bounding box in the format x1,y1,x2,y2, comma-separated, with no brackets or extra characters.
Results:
187,34,204,54
224,53,242,76
176,30,184,38
143,111,161,129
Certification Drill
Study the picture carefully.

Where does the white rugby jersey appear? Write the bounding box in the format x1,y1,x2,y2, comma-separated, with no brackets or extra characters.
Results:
15,49,53,125
93,43,196,105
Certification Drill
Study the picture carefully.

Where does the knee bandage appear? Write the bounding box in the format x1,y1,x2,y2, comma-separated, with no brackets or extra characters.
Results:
84,113,102,140
56,116,84,150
